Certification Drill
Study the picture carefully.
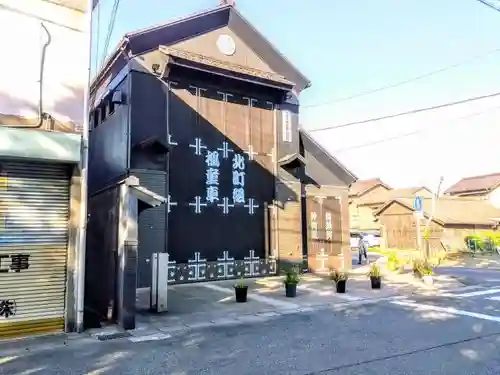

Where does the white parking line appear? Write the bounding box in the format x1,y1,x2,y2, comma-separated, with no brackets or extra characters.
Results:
201,283,300,310
486,296,500,301
391,299,500,323
442,285,486,293
451,288,500,298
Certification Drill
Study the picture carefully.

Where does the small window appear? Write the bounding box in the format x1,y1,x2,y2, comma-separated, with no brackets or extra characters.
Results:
282,110,292,143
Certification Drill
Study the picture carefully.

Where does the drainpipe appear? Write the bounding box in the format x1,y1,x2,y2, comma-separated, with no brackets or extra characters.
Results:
8,22,51,128
75,0,93,333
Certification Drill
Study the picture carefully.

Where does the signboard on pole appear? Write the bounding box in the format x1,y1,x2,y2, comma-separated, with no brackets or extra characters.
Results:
413,196,423,250
413,196,422,212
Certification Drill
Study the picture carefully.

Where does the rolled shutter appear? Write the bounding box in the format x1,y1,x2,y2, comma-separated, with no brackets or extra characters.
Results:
0,161,70,338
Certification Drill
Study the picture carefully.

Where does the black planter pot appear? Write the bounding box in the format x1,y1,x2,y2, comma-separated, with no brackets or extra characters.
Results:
234,286,248,303
370,276,382,289
336,280,347,293
285,283,297,298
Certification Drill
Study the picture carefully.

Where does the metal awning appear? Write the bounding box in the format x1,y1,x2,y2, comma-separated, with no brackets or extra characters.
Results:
125,176,167,207
278,153,307,169
0,127,81,164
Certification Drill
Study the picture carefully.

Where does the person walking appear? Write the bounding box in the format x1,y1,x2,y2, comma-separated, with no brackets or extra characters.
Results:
358,233,368,265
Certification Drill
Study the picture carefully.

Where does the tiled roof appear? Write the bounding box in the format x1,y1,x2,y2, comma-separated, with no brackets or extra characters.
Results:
355,186,431,206
375,197,500,226
444,173,500,195
349,178,390,197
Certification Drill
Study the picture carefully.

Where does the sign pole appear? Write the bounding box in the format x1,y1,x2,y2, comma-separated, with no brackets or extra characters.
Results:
413,196,423,253
416,214,422,251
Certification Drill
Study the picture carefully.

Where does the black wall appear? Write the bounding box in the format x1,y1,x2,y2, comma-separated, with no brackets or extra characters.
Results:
88,76,131,193
128,69,279,282
166,78,274,264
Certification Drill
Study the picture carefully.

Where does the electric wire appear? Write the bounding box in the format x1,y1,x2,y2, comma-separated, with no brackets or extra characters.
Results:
99,0,121,70
303,47,500,108
330,105,500,154
308,91,500,133
475,0,500,13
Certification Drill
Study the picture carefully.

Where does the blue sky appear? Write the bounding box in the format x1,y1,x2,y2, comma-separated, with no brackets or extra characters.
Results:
91,0,500,189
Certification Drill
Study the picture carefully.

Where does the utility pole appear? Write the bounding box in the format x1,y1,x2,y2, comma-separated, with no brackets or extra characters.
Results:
422,176,444,259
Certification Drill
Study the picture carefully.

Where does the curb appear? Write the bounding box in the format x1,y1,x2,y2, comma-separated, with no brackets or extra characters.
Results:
124,294,404,342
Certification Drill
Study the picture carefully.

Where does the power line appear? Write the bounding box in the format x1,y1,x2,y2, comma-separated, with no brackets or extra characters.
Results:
475,0,500,13
99,0,121,70
303,47,500,109
308,91,500,133
331,105,500,154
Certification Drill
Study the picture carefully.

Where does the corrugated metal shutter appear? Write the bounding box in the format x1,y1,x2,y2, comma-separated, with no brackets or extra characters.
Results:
0,161,70,339
130,169,166,288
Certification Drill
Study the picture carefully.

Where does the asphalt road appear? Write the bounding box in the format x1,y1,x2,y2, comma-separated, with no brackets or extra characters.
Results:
4,288,500,375
351,249,381,267
436,266,500,285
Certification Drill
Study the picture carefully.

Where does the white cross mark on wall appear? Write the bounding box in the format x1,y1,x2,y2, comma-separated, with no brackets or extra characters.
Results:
217,141,234,159
189,138,207,156
244,198,259,215
315,196,326,205
244,249,260,276
245,144,258,160
167,194,177,213
168,134,178,146
268,255,277,274
167,260,176,283
266,147,275,163
316,248,329,272
217,197,234,214
217,250,235,279
188,252,207,281
189,196,207,214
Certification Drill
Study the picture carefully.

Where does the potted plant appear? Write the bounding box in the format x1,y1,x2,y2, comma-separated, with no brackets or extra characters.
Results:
367,263,382,289
234,277,248,303
387,252,405,274
413,259,435,285
329,269,349,293
283,266,300,298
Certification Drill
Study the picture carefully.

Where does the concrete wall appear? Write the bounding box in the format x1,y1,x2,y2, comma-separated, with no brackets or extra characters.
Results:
0,0,87,130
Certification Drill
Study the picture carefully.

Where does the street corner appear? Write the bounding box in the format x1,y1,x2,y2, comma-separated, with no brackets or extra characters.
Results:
133,275,406,336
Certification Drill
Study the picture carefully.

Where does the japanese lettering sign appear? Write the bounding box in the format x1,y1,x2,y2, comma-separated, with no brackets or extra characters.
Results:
232,153,245,204
0,300,16,318
205,150,220,204
0,253,30,273
0,253,29,319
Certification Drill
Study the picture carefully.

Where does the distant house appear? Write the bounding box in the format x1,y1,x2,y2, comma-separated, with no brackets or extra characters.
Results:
349,178,391,200
444,173,500,208
374,197,500,251
349,179,391,232
349,183,431,233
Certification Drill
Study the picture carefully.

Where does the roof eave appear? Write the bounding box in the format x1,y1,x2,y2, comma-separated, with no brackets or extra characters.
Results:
300,129,358,184
228,7,311,93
